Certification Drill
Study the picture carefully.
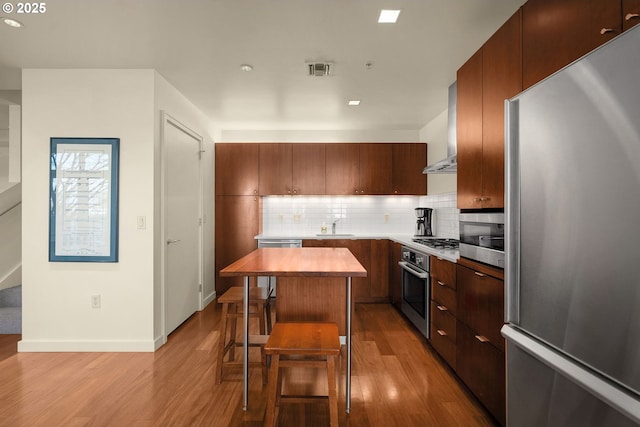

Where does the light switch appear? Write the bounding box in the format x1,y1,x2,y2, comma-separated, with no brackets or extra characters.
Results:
137,216,146,229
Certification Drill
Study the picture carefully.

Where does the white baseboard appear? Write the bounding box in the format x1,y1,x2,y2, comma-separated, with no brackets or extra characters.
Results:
17,338,158,352
202,290,216,307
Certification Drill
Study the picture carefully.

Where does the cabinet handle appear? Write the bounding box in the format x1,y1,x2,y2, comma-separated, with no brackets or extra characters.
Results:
253,190,257,195
436,305,448,311
293,189,297,194
437,280,446,286
475,335,490,343
474,197,482,202
600,28,616,35
437,330,448,336
625,13,639,21
474,271,486,277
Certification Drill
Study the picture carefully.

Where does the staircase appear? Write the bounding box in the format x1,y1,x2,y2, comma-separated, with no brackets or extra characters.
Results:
0,285,21,334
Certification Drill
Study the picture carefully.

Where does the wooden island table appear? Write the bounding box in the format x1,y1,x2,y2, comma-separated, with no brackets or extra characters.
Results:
219,247,367,413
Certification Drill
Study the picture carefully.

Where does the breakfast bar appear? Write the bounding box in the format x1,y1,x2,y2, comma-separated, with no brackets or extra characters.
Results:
219,247,367,413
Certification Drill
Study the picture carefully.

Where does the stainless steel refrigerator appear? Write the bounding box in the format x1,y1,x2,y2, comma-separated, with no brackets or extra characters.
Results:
503,24,640,426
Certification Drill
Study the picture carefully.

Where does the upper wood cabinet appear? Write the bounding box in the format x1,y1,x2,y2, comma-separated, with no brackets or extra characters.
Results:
292,143,326,195
325,143,393,195
215,143,259,196
624,0,640,31
259,143,326,195
259,143,292,195
392,143,428,195
457,10,521,209
522,0,635,90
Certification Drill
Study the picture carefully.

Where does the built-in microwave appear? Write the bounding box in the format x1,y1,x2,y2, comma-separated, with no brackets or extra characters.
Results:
459,212,505,268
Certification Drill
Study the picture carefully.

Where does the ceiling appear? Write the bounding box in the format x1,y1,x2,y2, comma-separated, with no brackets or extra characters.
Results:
0,0,525,132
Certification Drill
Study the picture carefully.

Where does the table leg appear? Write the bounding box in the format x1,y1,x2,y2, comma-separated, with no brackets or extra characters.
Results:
243,275,249,411
346,276,352,414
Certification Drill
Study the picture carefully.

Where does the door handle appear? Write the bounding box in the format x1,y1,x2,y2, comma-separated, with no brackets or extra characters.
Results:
167,239,181,245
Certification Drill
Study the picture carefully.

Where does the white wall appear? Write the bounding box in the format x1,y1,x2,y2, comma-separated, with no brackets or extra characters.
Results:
420,109,457,194
219,129,419,142
153,72,216,341
20,69,157,351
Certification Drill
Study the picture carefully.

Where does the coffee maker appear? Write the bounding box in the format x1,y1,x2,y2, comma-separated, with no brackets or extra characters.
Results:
415,207,434,237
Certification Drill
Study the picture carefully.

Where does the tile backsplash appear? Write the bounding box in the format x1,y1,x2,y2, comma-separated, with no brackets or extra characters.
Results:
262,192,459,238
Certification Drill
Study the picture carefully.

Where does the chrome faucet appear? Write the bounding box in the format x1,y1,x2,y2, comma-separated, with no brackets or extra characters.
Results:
332,218,340,235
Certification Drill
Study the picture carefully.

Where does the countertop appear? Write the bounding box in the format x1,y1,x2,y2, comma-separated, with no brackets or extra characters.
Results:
219,247,368,277
254,233,460,263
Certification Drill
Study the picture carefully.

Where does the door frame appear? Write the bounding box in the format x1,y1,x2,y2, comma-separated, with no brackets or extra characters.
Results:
160,111,204,343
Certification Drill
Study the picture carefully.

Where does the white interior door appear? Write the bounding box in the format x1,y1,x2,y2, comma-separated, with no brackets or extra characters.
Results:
164,115,202,335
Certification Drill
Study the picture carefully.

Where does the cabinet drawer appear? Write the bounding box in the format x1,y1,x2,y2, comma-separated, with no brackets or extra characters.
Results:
430,256,457,289
457,264,504,352
430,302,456,369
431,279,457,317
456,321,505,426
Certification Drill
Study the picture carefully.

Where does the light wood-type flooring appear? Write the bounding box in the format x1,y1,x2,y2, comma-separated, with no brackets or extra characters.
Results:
0,303,497,427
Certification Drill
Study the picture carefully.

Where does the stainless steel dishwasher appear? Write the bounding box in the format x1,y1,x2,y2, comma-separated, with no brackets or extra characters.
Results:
257,239,302,296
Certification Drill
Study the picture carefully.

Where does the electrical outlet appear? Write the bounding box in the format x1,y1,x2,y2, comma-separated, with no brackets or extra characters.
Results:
137,216,146,229
91,294,101,309
384,213,390,223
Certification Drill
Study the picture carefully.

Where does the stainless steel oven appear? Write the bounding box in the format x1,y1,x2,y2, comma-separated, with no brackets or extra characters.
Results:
459,212,505,268
398,246,430,338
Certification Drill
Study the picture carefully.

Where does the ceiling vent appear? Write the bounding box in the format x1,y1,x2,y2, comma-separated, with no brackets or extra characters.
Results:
308,62,332,77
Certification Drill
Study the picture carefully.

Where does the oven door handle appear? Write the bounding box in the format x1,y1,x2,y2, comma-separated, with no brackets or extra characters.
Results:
398,261,429,279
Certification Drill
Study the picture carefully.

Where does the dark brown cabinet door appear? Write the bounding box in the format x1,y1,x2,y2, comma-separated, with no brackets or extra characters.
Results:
392,143,427,195
325,144,360,195
369,239,389,299
457,321,505,426
259,143,292,195
215,143,259,195
481,9,522,209
624,0,640,30
523,0,637,89
292,143,325,195
214,195,259,294
389,241,402,308
457,49,483,209
359,144,392,195
431,302,457,370
456,264,505,353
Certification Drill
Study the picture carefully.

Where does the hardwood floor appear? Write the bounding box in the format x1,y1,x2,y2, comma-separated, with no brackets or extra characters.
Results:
0,303,497,427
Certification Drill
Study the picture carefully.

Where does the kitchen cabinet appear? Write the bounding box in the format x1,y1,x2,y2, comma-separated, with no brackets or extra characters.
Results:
624,0,640,31
214,195,259,294
325,143,392,195
292,143,326,195
429,256,457,370
302,239,388,303
259,143,292,195
457,9,521,209
389,241,403,308
392,143,427,195
522,0,631,90
457,321,506,426
456,260,505,425
259,143,326,195
215,143,259,196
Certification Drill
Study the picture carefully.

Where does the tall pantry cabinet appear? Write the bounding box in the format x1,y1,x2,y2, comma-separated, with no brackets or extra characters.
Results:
215,144,260,294
457,10,522,209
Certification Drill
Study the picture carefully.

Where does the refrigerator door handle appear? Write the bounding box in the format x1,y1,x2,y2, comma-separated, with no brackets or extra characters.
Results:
502,325,640,425
505,98,520,324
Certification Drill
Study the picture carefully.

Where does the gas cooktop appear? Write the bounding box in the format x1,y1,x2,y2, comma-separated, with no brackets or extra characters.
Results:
412,238,460,250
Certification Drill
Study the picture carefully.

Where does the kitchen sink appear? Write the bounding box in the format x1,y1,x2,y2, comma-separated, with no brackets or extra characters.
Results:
315,234,355,237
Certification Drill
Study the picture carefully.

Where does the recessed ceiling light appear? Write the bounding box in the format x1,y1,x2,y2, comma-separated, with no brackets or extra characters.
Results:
348,100,361,106
239,64,254,72
378,9,401,24
2,18,23,28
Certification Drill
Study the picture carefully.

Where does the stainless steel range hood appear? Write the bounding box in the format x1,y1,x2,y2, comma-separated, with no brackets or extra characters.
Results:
423,82,457,174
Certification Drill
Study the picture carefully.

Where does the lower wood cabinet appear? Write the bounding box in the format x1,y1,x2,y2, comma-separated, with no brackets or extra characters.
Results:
389,241,403,308
303,239,388,303
455,261,505,425
430,301,457,370
457,321,506,426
